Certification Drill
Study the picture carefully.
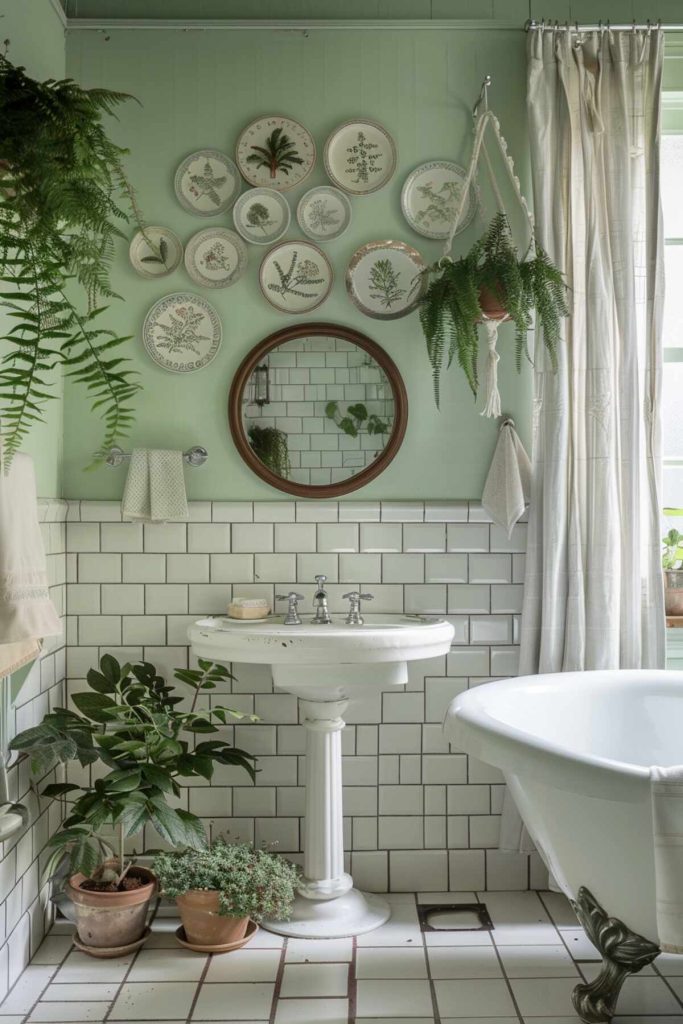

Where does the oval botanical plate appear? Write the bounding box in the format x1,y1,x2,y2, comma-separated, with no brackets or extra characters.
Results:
232,188,290,246
129,226,183,279
324,119,397,196
346,240,426,320
401,160,476,240
236,115,315,192
260,240,333,314
297,185,352,242
142,292,222,373
184,228,248,288
174,149,241,216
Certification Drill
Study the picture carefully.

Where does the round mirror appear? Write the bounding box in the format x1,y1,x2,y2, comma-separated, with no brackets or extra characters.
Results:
229,323,408,497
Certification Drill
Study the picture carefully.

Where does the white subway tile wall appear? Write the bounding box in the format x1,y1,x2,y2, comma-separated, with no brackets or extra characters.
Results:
63,500,536,896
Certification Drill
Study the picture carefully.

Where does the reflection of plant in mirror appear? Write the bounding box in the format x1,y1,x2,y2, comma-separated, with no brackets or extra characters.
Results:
325,401,389,440
246,202,275,234
663,529,683,570
248,424,291,478
267,250,324,301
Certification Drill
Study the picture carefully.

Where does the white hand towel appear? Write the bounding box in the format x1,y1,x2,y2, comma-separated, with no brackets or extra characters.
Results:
0,453,61,675
652,765,683,953
121,449,189,523
481,420,531,538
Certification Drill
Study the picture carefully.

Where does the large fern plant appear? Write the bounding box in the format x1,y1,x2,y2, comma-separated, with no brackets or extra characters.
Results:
418,213,568,407
0,55,146,467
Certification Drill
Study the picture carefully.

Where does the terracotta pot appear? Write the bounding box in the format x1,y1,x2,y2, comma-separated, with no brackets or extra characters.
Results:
176,890,249,947
67,864,156,950
478,284,510,323
665,570,683,616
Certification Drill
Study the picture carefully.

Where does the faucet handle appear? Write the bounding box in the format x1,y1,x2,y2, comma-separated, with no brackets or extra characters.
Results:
342,591,374,625
314,574,327,588
276,592,305,602
276,592,305,626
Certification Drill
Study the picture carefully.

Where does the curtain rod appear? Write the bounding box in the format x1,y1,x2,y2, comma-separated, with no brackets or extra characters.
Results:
526,18,675,32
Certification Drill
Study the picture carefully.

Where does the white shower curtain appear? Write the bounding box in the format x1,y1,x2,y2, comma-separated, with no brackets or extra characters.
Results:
501,27,666,852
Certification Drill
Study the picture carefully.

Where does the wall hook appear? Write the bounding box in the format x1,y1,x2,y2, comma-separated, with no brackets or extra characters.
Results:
473,74,492,117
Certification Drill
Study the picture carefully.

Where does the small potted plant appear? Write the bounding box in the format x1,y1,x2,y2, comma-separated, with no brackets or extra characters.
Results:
11,655,256,955
153,838,298,951
663,528,683,615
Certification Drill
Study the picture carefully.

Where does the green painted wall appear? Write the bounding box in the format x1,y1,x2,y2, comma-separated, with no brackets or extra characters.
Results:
0,0,66,498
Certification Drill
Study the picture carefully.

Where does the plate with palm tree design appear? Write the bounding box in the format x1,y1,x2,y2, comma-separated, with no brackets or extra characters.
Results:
142,292,222,373
346,240,426,321
174,149,242,216
232,188,291,245
184,228,248,288
236,115,316,192
129,226,183,278
259,240,333,314
297,186,352,242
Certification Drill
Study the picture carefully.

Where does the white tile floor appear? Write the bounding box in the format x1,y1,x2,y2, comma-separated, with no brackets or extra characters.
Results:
2,891,683,1023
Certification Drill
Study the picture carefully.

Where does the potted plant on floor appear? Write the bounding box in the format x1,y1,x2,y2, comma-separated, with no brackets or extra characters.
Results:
153,837,298,951
10,655,256,955
663,528,683,616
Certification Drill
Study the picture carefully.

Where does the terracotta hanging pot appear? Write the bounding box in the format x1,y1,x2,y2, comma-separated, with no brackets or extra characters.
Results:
176,890,250,947
478,284,510,322
67,863,156,953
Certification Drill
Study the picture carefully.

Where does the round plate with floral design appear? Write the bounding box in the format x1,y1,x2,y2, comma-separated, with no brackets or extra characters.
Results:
184,228,248,288
259,240,333,314
324,119,397,196
401,160,476,240
345,240,426,321
232,188,291,246
174,149,241,216
142,292,222,373
129,226,183,279
236,115,316,192
297,185,352,242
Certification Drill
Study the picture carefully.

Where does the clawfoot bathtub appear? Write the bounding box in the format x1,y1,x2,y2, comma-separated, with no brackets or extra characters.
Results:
446,669,683,1024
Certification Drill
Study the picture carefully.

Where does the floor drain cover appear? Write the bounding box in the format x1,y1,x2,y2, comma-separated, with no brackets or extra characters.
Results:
418,903,493,932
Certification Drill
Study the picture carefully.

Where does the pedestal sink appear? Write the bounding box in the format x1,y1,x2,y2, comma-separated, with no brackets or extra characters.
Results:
189,613,454,938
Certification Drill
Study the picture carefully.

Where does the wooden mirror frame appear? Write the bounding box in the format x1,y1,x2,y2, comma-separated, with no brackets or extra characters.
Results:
229,322,408,498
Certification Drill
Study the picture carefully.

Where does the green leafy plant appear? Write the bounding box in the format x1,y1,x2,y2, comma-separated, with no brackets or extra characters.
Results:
369,258,406,309
0,55,148,467
418,212,568,406
153,837,299,921
246,128,304,179
248,423,291,478
10,655,257,882
325,401,389,440
267,250,323,301
140,237,168,266
245,202,274,233
663,529,683,570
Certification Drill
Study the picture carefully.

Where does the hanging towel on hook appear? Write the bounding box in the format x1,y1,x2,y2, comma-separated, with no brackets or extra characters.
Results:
121,449,189,523
481,419,531,538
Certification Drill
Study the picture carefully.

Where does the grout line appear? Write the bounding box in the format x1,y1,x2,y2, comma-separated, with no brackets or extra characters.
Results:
101,895,162,1023
15,927,75,1024
419,892,442,1024
183,935,213,1024
268,935,288,1024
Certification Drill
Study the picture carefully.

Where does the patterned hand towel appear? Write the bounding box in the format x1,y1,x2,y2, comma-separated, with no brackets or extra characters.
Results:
481,420,531,538
652,765,683,953
122,448,189,523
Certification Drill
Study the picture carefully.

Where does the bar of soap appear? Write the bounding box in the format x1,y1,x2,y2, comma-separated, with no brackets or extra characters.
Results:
228,597,270,620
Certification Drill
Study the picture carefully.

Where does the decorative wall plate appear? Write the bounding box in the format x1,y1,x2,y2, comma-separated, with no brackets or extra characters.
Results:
236,115,316,191
142,292,222,373
324,119,397,196
184,228,248,288
259,240,333,314
232,188,291,245
401,160,476,239
346,240,426,320
174,149,241,216
129,226,183,279
297,186,352,242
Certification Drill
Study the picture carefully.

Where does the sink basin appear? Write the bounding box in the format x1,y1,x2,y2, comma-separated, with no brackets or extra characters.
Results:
188,612,454,938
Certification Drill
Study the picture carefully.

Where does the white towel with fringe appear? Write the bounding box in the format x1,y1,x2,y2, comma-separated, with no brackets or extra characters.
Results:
121,448,189,523
652,765,683,953
481,419,531,538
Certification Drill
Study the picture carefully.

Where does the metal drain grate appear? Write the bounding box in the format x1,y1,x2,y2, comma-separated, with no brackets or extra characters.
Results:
418,902,493,932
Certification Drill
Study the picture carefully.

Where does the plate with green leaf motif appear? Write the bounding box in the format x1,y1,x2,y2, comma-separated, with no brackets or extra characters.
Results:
324,119,397,196
297,186,352,242
174,149,241,216
236,115,316,192
401,160,476,240
345,240,426,320
142,292,222,373
232,188,291,245
129,226,183,279
184,228,248,289
259,240,333,314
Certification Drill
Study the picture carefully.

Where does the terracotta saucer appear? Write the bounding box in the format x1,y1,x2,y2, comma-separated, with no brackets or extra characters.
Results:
174,919,258,954
73,925,151,959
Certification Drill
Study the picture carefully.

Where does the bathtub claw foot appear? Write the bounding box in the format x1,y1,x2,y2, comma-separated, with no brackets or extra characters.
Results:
570,887,660,1023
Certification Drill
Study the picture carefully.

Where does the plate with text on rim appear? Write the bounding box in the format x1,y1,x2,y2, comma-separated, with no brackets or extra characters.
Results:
297,185,352,242
259,240,333,314
174,149,242,216
232,187,291,245
236,115,316,192
184,228,248,288
129,226,183,279
142,292,222,373
324,119,397,196
346,240,426,320
401,160,477,240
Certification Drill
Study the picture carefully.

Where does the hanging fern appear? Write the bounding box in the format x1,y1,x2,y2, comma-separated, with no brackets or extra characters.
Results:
0,54,147,468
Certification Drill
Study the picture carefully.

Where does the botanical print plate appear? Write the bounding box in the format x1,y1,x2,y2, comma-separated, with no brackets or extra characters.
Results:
401,160,476,239
142,292,222,373
174,149,241,216
259,240,333,314
324,119,397,196
128,226,183,279
184,228,248,288
232,188,291,245
297,186,352,242
236,115,316,191
346,240,426,320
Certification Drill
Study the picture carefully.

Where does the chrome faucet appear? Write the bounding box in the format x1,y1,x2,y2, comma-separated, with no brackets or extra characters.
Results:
343,591,374,625
312,574,332,624
276,591,304,625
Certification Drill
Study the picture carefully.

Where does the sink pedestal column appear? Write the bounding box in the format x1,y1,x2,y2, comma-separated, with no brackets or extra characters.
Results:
262,697,390,938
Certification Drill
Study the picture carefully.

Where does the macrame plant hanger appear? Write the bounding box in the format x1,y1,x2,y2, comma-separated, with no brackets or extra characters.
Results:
443,75,536,418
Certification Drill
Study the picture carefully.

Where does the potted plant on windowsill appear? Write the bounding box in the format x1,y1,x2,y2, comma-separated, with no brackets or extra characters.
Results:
10,655,256,956
153,838,298,952
663,528,683,616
